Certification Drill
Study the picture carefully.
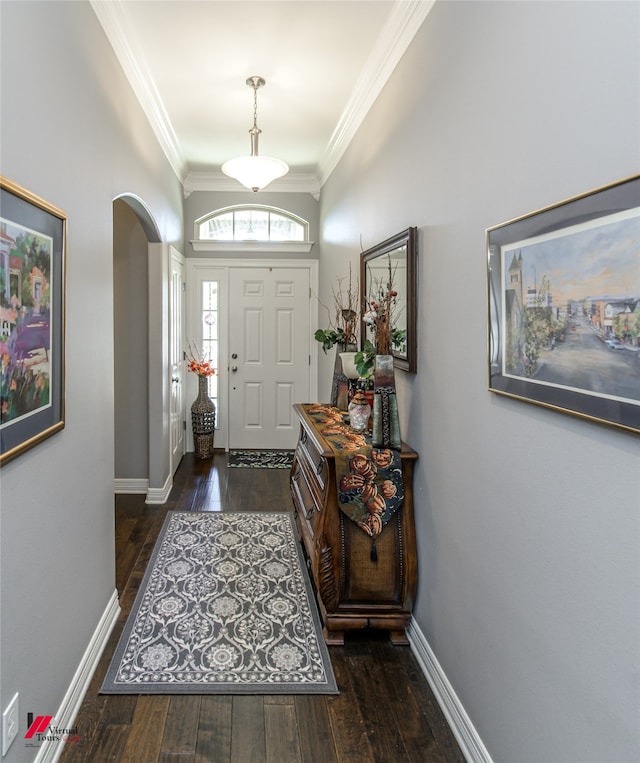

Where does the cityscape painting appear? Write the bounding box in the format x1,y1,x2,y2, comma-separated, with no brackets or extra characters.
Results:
487,175,640,434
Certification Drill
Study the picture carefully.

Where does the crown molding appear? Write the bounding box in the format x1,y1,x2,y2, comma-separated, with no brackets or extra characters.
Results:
90,0,186,181
183,171,321,199
318,0,436,186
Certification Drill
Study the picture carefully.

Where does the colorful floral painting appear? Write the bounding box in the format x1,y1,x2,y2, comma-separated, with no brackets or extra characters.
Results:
0,178,65,465
0,218,53,426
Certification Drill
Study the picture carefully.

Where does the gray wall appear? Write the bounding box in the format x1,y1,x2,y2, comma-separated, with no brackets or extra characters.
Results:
319,2,639,761
113,199,149,480
1,2,638,763
0,4,183,762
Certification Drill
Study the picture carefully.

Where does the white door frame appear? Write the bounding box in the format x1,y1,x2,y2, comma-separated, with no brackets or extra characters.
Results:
169,246,186,475
186,258,318,451
147,242,172,503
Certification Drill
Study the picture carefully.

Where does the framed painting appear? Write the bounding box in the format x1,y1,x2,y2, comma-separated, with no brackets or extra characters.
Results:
1,177,66,464
487,174,640,434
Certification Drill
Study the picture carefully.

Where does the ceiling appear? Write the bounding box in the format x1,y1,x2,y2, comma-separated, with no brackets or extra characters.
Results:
91,0,434,195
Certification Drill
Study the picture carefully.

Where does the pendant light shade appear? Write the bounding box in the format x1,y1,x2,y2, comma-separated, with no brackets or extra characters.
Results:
221,155,289,192
222,76,289,192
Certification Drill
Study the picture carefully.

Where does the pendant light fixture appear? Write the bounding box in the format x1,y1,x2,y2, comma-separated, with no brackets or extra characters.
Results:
222,76,289,192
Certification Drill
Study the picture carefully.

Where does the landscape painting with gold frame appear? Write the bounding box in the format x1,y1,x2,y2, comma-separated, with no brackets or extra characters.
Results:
487,175,639,434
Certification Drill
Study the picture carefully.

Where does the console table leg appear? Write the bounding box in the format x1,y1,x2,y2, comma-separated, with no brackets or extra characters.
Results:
389,630,409,646
323,627,345,646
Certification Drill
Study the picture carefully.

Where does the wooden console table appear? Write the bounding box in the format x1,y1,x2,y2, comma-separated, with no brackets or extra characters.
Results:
290,403,418,645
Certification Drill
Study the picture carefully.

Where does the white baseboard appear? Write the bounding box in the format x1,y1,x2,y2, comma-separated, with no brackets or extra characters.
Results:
114,478,149,494
408,619,493,763
113,476,172,504
145,472,172,504
34,590,120,763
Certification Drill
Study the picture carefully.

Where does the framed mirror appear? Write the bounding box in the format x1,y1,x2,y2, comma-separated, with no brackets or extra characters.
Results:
360,227,417,372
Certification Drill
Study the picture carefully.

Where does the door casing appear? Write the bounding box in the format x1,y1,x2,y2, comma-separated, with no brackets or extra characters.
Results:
169,246,186,473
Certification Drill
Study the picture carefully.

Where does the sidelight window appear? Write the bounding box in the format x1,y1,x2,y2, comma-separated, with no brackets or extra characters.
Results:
201,280,219,416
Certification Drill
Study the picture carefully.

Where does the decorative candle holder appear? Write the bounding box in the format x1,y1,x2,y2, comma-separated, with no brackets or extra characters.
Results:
348,390,371,434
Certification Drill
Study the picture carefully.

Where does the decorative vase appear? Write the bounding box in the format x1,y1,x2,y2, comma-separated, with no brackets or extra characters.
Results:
338,351,359,380
372,354,401,449
331,342,357,410
348,390,371,434
191,375,216,459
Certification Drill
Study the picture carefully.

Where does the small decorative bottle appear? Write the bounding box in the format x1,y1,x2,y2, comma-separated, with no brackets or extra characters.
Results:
348,390,371,434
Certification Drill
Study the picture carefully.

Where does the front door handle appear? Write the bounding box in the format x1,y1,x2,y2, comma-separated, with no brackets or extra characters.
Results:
231,366,238,372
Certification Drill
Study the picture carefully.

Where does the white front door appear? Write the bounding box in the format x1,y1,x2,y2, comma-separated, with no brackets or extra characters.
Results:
229,266,310,450
169,247,185,473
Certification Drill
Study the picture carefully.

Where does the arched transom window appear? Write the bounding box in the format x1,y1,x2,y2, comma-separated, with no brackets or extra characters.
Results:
195,205,308,243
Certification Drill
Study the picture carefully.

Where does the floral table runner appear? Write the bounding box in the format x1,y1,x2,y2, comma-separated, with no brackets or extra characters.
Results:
304,405,404,545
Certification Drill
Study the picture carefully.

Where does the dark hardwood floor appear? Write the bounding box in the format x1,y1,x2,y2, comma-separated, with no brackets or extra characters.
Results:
60,453,465,763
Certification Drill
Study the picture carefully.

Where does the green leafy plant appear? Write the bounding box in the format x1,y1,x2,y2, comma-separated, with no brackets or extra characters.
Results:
354,339,376,378
314,328,347,354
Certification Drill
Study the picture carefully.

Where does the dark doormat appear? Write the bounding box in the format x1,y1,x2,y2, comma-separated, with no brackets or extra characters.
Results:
227,450,294,469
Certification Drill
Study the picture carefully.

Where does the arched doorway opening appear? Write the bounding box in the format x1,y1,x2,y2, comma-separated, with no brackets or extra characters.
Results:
112,194,162,496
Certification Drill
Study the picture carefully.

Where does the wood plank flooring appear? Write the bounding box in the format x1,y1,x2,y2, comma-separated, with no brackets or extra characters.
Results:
60,453,465,763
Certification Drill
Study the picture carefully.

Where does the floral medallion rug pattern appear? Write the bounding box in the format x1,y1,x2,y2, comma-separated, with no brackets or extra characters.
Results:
101,511,337,694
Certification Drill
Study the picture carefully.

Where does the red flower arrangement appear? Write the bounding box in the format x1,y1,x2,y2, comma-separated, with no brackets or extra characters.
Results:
186,344,216,377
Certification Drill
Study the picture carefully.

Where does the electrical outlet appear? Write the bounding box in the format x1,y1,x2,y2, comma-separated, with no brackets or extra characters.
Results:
2,693,19,756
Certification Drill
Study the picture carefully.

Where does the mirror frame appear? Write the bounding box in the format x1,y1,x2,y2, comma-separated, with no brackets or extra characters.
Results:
360,226,418,373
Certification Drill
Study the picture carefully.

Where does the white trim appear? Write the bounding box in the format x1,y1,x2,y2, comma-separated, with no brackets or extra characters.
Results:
90,1,185,181
186,264,228,451
145,472,173,504
187,258,319,271
191,240,314,254
169,246,187,478
408,619,494,763
319,0,436,186
114,478,149,494
34,591,120,763
183,171,321,199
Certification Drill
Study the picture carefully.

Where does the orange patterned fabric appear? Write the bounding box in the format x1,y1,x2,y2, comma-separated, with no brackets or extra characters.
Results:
305,405,404,539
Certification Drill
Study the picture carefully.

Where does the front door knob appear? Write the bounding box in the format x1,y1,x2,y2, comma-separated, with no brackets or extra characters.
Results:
231,365,238,372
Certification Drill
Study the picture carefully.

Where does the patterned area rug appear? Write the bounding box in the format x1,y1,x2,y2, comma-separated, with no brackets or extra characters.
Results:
227,450,294,469
101,511,337,694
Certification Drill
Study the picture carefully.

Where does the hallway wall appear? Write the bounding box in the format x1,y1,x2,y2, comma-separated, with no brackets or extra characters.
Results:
319,2,640,761
0,4,183,762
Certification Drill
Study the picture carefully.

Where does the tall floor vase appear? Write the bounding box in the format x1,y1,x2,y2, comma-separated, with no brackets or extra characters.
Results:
191,375,216,459
372,354,401,450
